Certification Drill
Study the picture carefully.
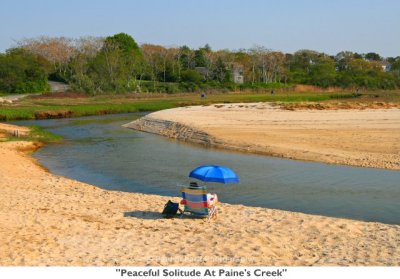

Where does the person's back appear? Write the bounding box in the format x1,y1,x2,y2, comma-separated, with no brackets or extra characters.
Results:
184,181,217,207
180,184,218,219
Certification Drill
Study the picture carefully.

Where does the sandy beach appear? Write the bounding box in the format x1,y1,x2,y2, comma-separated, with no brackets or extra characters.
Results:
1,123,400,266
125,103,400,170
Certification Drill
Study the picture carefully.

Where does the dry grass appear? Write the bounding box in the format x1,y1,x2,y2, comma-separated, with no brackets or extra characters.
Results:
281,101,400,111
292,84,343,92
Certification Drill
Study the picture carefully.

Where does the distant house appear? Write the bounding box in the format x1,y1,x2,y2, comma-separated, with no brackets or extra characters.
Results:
381,61,392,72
195,67,211,80
232,63,244,84
195,63,244,83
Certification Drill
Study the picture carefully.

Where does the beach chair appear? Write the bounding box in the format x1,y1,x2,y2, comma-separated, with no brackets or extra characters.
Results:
180,187,217,220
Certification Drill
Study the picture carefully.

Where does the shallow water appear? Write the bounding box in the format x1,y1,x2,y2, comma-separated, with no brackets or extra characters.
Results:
14,113,400,224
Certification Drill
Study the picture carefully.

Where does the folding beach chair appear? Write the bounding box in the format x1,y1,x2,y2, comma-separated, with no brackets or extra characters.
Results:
180,187,217,220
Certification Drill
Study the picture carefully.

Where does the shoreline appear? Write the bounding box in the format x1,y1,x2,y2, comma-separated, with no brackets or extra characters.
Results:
1,123,400,266
124,103,400,170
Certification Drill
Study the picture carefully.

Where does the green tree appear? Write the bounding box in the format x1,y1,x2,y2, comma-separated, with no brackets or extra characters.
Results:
180,69,203,83
365,52,382,61
194,48,208,67
389,57,400,77
104,33,141,57
179,46,195,70
78,33,144,93
287,50,320,84
309,56,336,87
0,48,50,93
212,57,231,82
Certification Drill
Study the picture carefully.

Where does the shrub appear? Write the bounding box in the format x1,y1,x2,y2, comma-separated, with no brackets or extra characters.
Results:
180,70,203,83
0,48,50,93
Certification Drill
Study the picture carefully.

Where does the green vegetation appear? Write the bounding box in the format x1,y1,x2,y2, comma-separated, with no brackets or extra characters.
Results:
0,91,366,121
0,33,398,95
0,48,50,93
1,33,399,123
288,50,400,89
4,125,62,143
27,125,63,143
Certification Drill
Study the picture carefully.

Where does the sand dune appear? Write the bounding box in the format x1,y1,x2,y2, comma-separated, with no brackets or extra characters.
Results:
125,103,400,170
1,123,400,266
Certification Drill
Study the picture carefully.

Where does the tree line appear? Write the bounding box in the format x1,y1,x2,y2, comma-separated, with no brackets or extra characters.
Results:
1,33,399,94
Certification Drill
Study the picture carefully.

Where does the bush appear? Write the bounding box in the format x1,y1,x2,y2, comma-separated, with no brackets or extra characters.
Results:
0,48,50,93
180,70,203,83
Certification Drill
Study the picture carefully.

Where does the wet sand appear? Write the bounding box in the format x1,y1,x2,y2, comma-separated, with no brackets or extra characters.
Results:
125,103,400,170
0,123,400,266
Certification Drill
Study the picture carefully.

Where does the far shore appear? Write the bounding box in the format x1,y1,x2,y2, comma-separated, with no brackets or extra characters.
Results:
1,122,400,266
125,103,400,170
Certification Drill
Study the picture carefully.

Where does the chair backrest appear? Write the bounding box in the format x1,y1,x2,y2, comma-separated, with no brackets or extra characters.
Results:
181,187,209,216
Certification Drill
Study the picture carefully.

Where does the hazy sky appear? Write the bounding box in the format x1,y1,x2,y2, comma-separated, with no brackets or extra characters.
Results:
1,0,399,56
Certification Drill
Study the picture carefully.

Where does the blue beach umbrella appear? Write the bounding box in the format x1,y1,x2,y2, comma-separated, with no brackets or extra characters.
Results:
189,165,239,184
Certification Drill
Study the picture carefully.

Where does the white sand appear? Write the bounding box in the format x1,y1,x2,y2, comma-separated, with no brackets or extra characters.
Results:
126,103,400,170
1,123,400,266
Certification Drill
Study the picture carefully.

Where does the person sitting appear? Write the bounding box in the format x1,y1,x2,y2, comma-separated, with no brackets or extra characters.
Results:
185,181,218,207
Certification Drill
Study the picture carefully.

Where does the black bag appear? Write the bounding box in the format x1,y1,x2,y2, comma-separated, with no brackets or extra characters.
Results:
162,200,180,218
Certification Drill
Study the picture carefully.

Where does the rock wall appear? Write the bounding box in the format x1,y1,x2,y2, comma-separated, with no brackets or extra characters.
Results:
123,116,282,157
123,116,222,146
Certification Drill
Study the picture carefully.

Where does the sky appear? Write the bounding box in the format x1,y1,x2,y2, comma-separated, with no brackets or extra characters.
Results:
0,0,399,57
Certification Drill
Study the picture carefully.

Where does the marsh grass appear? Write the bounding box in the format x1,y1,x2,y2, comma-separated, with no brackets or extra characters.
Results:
4,125,62,143
0,91,362,121
27,125,63,143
